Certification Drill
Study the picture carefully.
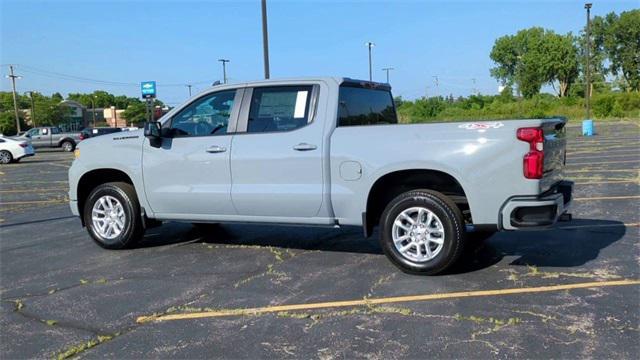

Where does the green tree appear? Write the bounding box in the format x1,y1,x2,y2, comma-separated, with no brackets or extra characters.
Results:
490,27,579,98
591,10,640,91
121,102,148,125
546,33,580,97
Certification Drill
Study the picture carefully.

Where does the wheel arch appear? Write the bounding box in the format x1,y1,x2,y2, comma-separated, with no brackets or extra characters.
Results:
77,168,135,226
57,137,76,147
364,169,471,237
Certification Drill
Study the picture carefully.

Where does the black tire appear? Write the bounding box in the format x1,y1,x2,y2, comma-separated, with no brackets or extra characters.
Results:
0,150,12,164
83,182,144,249
379,189,465,275
61,141,75,152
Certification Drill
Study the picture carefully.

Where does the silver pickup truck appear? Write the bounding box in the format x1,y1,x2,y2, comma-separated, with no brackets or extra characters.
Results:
18,126,81,152
68,77,572,274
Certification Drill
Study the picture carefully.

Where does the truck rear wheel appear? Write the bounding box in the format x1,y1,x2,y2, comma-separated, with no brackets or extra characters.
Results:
61,141,75,152
379,189,465,275
84,182,144,249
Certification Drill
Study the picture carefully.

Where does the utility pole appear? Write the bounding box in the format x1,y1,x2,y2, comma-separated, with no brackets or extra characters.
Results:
584,3,592,120
218,59,230,84
472,78,477,95
365,42,375,82
6,65,22,133
261,0,270,79
382,67,394,83
186,84,192,97
28,91,36,127
90,97,96,126
432,76,439,97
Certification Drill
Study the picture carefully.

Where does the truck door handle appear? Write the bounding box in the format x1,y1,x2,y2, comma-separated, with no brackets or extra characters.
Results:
293,143,317,151
205,145,227,153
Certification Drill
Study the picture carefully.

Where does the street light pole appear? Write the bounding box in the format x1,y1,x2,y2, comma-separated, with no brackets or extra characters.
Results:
365,42,375,82
261,0,270,79
382,67,394,83
6,65,22,133
186,84,192,97
432,75,439,97
218,59,230,84
584,3,592,120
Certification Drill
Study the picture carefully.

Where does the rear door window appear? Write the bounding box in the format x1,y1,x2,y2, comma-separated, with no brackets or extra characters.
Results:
247,86,313,133
337,85,397,127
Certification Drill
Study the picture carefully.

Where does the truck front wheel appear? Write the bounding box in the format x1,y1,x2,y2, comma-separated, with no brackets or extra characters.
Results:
84,182,144,249
379,189,465,275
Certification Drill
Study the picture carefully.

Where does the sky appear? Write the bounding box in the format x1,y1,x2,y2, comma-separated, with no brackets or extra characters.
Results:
1,0,637,106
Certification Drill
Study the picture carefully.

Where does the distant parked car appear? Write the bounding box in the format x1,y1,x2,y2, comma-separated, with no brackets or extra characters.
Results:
0,136,35,164
80,127,122,140
16,126,81,152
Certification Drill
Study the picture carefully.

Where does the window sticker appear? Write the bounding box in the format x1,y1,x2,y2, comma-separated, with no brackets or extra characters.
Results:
294,91,308,119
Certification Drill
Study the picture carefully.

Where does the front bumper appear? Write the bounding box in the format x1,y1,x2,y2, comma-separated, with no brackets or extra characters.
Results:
499,181,573,230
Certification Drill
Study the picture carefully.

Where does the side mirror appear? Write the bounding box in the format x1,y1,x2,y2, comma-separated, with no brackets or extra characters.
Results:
144,121,161,138
144,122,162,147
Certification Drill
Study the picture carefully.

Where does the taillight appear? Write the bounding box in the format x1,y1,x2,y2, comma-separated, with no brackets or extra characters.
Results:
19,142,28,148
79,133,85,140
517,127,544,179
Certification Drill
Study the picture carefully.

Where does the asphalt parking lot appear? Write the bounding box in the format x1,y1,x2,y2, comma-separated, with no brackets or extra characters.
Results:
1,122,639,359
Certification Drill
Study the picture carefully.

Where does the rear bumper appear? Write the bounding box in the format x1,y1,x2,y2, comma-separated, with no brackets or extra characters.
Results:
499,181,573,230
16,153,34,160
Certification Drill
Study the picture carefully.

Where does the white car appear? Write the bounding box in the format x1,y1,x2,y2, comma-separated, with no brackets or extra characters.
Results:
0,136,35,164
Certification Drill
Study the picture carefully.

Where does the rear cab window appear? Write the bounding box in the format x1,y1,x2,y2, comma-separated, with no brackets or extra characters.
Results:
337,83,397,127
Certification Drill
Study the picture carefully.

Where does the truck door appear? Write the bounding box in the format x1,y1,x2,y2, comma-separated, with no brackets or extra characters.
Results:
230,85,324,218
30,128,50,147
142,89,242,217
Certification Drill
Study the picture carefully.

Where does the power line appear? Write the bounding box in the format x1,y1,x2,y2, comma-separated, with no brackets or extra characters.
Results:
6,64,215,88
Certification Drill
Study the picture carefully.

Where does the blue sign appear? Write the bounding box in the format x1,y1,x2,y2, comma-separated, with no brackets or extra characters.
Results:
141,81,156,98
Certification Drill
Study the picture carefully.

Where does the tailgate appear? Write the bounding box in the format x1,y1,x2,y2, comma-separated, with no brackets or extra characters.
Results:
540,118,567,191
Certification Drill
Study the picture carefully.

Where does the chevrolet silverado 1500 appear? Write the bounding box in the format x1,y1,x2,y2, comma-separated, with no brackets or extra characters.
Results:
68,77,573,274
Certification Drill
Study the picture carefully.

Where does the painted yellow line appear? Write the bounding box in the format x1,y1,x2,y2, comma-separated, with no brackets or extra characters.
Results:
45,162,71,169
559,222,639,230
136,279,640,323
574,180,638,185
569,141,639,146
566,169,638,173
570,152,640,160
0,188,68,194
569,159,640,166
0,199,67,206
574,195,640,201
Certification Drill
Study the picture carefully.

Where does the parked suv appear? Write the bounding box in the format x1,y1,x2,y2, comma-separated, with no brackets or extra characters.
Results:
68,77,573,274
